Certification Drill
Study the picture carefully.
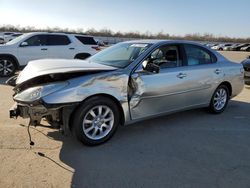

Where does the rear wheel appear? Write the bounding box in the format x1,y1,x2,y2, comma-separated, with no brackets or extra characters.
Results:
0,57,16,77
209,85,229,114
73,96,120,146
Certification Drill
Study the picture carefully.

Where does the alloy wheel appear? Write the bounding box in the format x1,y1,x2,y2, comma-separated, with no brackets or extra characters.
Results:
0,59,15,76
213,88,227,111
82,105,114,140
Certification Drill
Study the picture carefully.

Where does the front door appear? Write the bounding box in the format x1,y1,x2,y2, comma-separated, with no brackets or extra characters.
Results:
129,44,190,120
18,34,49,65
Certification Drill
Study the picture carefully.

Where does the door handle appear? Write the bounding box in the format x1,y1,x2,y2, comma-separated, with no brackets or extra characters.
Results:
177,73,187,79
69,47,75,50
41,48,47,51
214,69,221,74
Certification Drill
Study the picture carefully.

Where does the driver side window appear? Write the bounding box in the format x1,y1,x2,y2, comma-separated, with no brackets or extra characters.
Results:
23,35,47,46
149,45,181,69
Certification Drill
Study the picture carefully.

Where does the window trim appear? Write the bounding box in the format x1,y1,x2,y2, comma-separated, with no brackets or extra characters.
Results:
182,44,217,67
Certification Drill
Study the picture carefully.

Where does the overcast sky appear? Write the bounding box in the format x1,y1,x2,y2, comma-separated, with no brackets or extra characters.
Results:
0,0,249,38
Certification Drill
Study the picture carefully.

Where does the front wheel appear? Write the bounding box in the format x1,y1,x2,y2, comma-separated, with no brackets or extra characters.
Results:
209,85,229,114
73,96,120,146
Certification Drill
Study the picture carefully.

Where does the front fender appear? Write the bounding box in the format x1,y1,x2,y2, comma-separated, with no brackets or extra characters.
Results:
42,72,131,122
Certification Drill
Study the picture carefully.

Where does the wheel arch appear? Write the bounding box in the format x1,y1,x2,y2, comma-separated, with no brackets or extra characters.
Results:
68,93,125,130
74,53,91,60
218,81,232,97
0,54,20,68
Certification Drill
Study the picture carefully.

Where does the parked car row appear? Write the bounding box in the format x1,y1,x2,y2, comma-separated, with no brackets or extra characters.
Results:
205,43,250,51
0,32,101,76
241,56,250,85
0,32,23,44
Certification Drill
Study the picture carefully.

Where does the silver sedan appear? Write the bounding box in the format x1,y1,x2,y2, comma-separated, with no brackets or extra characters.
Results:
8,40,244,145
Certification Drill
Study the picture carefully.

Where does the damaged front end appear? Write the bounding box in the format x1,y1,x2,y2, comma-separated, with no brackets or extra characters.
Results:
8,59,119,134
9,79,78,134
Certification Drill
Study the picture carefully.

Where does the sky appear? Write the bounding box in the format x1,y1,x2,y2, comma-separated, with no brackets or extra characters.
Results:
0,0,249,38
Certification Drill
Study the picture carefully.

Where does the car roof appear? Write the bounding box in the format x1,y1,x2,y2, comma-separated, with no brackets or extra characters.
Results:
122,39,206,47
22,32,94,38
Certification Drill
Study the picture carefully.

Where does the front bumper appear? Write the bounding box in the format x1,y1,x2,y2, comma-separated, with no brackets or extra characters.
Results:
9,102,58,124
244,70,250,83
9,101,78,134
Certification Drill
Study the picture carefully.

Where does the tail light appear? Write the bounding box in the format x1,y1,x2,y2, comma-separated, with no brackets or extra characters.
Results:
92,46,101,51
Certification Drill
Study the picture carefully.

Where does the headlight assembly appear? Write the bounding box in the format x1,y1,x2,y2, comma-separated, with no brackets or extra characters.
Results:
14,82,68,102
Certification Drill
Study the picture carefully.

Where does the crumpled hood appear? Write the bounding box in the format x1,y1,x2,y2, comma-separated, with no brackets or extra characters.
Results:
16,59,117,84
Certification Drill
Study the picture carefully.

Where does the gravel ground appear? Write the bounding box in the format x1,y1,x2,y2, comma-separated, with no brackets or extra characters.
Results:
0,51,250,188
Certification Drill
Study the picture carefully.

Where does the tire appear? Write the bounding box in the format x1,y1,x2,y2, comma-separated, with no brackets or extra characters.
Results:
0,57,16,77
73,96,120,146
209,85,229,114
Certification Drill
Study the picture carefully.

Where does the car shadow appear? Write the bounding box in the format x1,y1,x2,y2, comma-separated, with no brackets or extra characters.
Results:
45,100,250,188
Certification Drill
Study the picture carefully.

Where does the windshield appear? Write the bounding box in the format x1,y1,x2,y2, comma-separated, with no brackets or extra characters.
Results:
88,42,151,68
6,33,29,45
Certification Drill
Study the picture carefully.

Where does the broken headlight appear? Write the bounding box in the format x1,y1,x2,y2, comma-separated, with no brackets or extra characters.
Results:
14,82,68,102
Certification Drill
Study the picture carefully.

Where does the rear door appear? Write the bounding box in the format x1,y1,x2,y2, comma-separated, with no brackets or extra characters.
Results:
178,44,223,106
46,34,75,59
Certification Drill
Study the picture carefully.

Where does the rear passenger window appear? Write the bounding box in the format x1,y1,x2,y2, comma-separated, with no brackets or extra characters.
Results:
47,35,71,45
184,44,216,66
75,36,97,45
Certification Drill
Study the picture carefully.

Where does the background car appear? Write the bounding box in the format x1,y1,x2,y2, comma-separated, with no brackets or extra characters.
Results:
206,43,218,48
241,56,250,85
0,37,4,44
226,43,240,51
240,45,250,51
95,39,105,46
211,43,232,51
231,43,250,51
4,33,23,43
0,32,100,77
221,44,233,51
8,40,244,146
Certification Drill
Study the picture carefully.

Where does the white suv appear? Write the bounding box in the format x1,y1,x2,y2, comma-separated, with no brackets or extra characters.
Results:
0,32,99,77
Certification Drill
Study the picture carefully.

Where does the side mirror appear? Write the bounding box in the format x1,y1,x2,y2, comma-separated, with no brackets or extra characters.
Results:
20,42,28,47
142,60,160,73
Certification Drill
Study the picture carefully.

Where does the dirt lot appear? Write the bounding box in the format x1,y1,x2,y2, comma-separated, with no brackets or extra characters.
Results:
0,51,250,188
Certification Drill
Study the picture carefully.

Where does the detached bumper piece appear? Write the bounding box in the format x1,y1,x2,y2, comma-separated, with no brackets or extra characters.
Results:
9,103,20,118
9,102,78,135
9,103,59,125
